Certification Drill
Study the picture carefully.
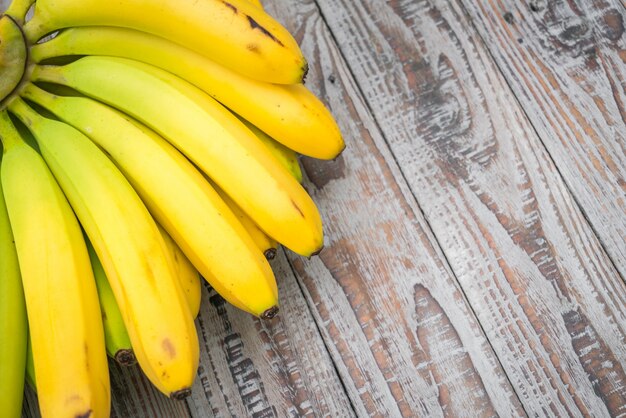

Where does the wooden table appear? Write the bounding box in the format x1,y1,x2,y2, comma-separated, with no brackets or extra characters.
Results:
6,0,625,416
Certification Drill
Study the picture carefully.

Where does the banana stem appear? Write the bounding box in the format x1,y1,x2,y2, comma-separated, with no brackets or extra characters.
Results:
21,82,56,106
4,0,35,25
6,96,37,129
30,64,65,85
0,110,22,150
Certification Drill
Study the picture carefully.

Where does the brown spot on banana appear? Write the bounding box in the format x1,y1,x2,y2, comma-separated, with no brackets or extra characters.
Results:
222,1,238,14
246,15,284,46
290,199,305,218
161,338,176,358
75,410,93,418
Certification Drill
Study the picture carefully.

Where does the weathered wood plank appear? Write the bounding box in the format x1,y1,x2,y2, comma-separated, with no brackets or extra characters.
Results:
459,0,626,278
264,1,526,416
186,253,354,418
301,0,626,415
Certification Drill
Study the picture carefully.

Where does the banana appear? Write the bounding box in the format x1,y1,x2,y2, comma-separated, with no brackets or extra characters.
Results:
0,117,28,418
157,225,202,319
3,0,34,24
33,57,324,257
23,0,307,84
211,181,279,260
236,115,303,183
246,0,264,9
8,98,199,399
30,26,344,159
22,83,279,318
87,239,136,366
0,109,110,418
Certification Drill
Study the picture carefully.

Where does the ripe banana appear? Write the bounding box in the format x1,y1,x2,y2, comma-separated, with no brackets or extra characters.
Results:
8,98,199,399
22,82,279,317
32,57,324,257
30,26,344,159
0,109,110,418
211,181,279,260
87,240,136,366
236,114,303,183
246,0,264,9
0,116,27,418
157,224,202,319
23,0,307,84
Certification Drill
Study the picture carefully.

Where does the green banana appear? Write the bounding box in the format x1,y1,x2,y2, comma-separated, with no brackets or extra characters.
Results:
0,111,28,418
87,240,136,366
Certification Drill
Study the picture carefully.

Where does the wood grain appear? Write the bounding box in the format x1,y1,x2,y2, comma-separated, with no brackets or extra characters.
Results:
265,1,526,416
459,0,626,279
186,253,354,418
297,0,626,415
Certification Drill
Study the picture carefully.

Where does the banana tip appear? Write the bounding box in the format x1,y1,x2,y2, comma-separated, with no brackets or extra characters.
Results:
171,388,192,400
308,245,324,259
260,305,279,320
264,248,277,260
115,349,137,366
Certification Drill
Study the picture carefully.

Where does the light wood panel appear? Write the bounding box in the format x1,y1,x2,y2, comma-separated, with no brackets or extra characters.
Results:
300,0,626,415
459,0,626,279
186,253,354,418
265,1,525,416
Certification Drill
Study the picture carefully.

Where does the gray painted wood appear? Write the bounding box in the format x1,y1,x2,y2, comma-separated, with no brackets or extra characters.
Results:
302,0,626,415
459,0,626,281
267,1,525,416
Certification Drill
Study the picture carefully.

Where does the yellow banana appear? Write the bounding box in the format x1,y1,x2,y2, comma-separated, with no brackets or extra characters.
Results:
33,57,324,257
0,117,28,418
30,26,344,159
8,98,198,399
211,181,279,260
0,109,110,418
157,225,202,319
87,239,136,366
236,115,303,183
246,0,264,9
23,0,306,84
22,82,279,318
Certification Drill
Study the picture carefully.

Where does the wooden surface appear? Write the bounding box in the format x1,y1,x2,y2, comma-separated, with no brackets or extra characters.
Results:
2,0,624,416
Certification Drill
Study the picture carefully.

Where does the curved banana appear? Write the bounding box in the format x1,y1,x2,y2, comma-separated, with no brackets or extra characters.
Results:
0,110,110,418
87,240,136,366
22,83,279,318
8,98,199,399
33,57,324,257
30,26,344,159
0,117,28,418
23,0,306,84
211,181,279,260
157,225,202,319
236,115,303,183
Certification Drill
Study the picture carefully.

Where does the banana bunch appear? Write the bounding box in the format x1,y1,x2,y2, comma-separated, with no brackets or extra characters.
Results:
0,0,344,416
